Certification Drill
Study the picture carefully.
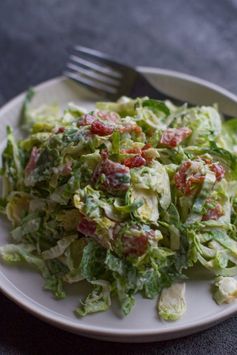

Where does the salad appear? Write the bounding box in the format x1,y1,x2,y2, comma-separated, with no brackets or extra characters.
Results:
1,91,237,320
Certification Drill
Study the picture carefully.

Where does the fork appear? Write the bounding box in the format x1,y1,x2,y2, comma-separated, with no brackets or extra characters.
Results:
64,46,184,105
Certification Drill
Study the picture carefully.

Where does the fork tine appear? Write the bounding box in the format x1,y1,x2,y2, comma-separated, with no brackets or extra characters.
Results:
70,54,122,79
64,70,118,95
74,46,128,72
66,62,120,87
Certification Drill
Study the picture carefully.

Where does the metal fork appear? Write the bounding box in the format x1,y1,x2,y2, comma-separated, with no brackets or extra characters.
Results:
64,46,184,105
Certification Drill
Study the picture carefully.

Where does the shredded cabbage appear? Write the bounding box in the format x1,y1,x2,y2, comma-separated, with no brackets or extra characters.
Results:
1,92,237,320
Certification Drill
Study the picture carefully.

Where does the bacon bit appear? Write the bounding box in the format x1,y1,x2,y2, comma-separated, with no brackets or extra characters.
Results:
175,161,205,195
210,163,225,181
160,127,192,148
77,218,97,237
202,203,224,221
62,161,72,176
91,120,114,136
93,153,130,193
25,147,40,175
123,155,146,168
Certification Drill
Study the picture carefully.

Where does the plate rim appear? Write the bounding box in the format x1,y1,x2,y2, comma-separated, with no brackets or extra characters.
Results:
1,68,237,341
139,66,237,102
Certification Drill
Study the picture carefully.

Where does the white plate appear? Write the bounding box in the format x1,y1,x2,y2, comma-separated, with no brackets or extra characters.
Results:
1,68,237,343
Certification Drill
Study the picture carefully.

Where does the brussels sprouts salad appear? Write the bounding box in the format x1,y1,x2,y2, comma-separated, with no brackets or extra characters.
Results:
1,90,237,321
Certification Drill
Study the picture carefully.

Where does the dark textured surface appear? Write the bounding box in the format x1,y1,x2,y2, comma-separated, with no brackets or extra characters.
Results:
0,0,237,354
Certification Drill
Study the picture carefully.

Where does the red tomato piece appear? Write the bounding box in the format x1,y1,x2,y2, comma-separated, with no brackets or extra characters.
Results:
25,147,40,175
160,127,192,148
91,120,114,136
123,155,146,168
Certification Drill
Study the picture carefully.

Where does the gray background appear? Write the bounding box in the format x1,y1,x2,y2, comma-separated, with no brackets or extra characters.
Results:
0,0,237,354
